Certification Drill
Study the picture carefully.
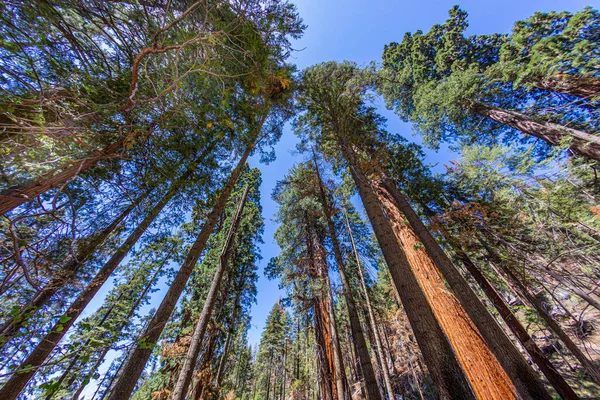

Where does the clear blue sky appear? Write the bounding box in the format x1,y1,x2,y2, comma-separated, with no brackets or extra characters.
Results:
245,0,598,346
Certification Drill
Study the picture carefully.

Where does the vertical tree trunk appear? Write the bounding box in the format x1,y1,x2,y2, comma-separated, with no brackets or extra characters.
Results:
106,141,255,400
0,189,148,348
471,102,600,162
451,247,579,400
481,240,600,385
343,206,395,400
313,160,382,400
381,179,551,400
0,137,128,215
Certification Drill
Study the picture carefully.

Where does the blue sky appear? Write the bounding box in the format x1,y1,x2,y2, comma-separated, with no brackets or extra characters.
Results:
244,0,598,346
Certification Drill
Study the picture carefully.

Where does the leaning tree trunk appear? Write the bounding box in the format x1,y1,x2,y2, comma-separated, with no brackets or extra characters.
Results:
313,160,382,400
381,179,551,400
534,73,600,100
336,132,514,399
450,246,579,400
0,190,148,348
171,185,249,400
106,141,256,400
481,240,600,385
343,206,395,400
0,139,216,348
471,101,600,162
0,149,213,400
0,136,128,216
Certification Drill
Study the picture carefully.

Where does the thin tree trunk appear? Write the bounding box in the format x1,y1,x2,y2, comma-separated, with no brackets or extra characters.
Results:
481,241,600,385
106,141,255,400
0,189,147,348
0,137,127,215
336,133,476,400
452,248,579,399
471,102,600,162
381,179,551,400
342,206,395,400
313,159,381,400
171,184,249,400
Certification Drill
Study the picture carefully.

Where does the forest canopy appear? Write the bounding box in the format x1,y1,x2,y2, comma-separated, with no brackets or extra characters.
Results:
0,2,599,400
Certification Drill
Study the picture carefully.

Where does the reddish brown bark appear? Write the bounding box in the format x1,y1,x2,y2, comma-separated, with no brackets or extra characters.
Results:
471,102,600,162
452,248,579,400
0,137,127,216
535,73,600,100
313,161,382,400
382,180,551,400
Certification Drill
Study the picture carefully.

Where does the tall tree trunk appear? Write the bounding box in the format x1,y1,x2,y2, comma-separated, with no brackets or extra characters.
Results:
451,247,579,400
481,241,600,385
342,206,395,400
0,189,147,348
535,73,600,100
470,102,600,162
0,136,128,216
105,141,255,400
313,298,335,400
215,261,248,390
381,179,551,400
171,184,249,400
313,159,381,400
336,133,504,399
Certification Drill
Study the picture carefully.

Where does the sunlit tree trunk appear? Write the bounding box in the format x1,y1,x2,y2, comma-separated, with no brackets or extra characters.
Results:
335,131,514,399
450,246,579,399
381,179,551,399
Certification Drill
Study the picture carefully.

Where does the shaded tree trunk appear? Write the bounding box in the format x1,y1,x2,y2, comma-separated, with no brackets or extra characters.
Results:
171,184,249,400
343,206,395,400
105,141,256,400
471,102,600,162
0,150,213,399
